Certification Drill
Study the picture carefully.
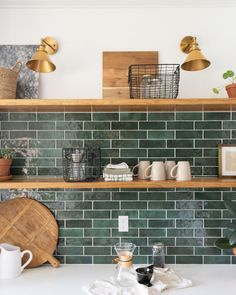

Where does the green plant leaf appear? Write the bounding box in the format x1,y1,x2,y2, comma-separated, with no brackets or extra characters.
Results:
215,238,234,249
224,198,236,217
223,70,235,79
223,72,229,79
229,230,236,245
213,88,220,94
227,70,235,77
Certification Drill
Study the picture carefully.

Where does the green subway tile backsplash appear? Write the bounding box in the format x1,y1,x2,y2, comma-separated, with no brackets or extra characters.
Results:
1,121,27,130
1,110,236,264
120,130,147,139
176,130,202,139
139,122,165,130
38,131,64,140
112,122,138,130
167,121,193,129
93,113,119,121
10,112,36,121
29,122,55,130
176,112,202,120
204,130,230,138
148,112,174,121
10,130,37,139
37,113,64,121
65,113,91,121
204,112,231,120
120,112,146,121
195,121,222,129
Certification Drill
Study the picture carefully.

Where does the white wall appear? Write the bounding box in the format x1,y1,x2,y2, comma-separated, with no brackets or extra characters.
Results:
0,6,235,98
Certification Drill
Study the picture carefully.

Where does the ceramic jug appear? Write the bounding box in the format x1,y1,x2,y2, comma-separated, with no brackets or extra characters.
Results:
0,243,33,279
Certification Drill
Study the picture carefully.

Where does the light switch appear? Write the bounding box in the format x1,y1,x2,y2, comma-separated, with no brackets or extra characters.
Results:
118,216,129,232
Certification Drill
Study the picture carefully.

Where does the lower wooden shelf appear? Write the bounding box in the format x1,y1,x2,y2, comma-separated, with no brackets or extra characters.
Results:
0,177,235,189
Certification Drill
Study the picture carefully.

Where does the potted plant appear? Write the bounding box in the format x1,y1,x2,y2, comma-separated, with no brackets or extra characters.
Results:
0,149,14,178
213,70,236,98
215,198,236,254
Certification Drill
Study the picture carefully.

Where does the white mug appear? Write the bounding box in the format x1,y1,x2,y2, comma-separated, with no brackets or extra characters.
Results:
145,161,166,181
164,161,176,180
0,243,33,279
132,161,151,180
170,161,192,181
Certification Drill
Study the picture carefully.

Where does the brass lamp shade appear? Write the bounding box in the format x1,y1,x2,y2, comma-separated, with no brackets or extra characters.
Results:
26,46,56,73
180,36,210,71
181,49,211,71
26,37,58,73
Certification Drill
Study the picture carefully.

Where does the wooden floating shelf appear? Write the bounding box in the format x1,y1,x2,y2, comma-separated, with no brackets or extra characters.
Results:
0,177,236,189
0,98,236,112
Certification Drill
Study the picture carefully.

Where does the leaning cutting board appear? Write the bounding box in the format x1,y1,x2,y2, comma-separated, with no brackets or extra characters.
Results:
0,197,60,268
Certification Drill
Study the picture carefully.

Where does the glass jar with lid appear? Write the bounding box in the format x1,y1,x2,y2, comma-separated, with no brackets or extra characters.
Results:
152,242,165,268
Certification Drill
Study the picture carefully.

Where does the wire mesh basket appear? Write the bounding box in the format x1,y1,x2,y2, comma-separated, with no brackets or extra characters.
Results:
128,64,180,99
63,148,101,182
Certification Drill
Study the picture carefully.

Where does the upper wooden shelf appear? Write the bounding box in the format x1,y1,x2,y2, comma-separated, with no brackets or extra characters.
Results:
0,177,236,189
0,98,236,112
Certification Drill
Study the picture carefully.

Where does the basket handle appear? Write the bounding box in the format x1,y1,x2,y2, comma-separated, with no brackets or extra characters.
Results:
11,61,22,74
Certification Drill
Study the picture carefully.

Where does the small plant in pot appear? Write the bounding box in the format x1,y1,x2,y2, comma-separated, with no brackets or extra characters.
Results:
213,70,236,98
215,198,236,254
0,149,14,178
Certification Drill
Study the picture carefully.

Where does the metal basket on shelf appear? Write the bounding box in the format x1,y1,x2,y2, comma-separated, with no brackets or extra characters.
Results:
128,64,180,99
63,148,101,182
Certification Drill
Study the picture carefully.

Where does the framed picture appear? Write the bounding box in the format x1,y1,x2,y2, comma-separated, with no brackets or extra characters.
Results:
218,144,236,177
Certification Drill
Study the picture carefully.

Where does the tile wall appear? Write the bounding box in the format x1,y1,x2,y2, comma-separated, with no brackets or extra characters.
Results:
0,110,236,264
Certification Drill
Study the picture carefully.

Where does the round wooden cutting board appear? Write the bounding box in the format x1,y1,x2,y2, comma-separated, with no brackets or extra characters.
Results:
0,197,60,268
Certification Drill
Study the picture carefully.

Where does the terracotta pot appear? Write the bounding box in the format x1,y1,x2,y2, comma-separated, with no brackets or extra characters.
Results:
233,248,236,255
225,83,236,98
0,158,12,177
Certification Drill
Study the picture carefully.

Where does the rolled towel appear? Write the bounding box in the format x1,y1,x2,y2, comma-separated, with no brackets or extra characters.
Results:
106,162,129,169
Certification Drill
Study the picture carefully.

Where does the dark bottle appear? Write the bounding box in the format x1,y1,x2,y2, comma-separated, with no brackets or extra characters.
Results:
152,243,165,268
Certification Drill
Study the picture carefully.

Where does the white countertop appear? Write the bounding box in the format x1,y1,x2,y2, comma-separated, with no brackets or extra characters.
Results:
0,264,235,295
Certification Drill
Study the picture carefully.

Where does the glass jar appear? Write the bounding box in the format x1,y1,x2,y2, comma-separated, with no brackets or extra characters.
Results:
152,242,165,268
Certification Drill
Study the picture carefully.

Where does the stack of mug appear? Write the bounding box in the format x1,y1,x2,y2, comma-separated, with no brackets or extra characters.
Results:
132,161,192,181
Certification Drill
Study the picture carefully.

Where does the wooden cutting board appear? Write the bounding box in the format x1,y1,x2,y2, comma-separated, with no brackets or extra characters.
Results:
0,197,60,268
103,51,159,98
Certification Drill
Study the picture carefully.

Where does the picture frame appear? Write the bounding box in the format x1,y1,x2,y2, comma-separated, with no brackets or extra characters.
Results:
218,144,236,177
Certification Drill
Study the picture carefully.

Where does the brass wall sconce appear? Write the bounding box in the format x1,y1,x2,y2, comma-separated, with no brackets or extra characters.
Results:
180,36,210,71
26,37,58,73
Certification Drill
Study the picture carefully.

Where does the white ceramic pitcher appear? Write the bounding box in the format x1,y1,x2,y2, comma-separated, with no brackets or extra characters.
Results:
0,243,33,279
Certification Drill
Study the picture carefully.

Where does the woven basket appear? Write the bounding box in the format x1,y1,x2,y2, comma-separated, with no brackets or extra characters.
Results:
0,61,21,99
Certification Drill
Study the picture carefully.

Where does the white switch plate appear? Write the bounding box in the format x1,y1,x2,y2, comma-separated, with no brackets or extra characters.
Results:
118,216,129,232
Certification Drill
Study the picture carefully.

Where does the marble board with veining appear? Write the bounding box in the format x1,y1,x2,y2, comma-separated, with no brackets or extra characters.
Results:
0,45,39,98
